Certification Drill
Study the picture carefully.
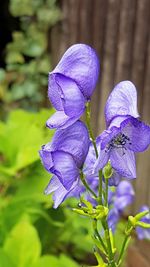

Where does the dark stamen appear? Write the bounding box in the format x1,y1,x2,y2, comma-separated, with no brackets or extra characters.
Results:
105,133,131,154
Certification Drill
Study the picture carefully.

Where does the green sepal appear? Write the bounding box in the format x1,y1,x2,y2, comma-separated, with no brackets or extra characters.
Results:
73,198,108,220
80,196,93,210
72,208,89,216
94,205,108,220
109,229,116,254
103,162,113,179
128,212,150,230
136,221,150,229
135,210,150,221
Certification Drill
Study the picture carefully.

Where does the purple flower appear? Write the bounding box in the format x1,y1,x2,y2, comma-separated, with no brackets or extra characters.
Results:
46,44,100,129
114,180,135,212
108,181,135,232
95,81,150,178
105,81,139,127
107,208,120,233
39,121,90,191
107,170,121,187
44,175,83,208
136,205,150,240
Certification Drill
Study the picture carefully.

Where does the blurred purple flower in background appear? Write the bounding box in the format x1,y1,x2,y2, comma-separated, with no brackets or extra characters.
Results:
108,180,135,232
95,81,150,178
47,44,100,129
136,205,150,240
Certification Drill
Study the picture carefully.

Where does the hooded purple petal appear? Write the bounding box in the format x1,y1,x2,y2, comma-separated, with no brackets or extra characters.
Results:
52,44,100,99
48,73,85,117
48,73,63,111
110,148,136,178
94,139,109,173
83,142,97,177
120,117,150,152
46,111,79,130
105,81,139,127
39,143,53,172
45,175,80,208
50,120,90,168
51,151,79,190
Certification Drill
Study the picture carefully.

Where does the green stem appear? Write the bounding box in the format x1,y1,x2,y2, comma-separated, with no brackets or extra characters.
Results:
80,171,97,199
85,102,103,204
98,170,103,205
117,234,131,266
104,179,109,207
93,219,108,254
85,102,98,158
102,220,116,267
85,102,116,267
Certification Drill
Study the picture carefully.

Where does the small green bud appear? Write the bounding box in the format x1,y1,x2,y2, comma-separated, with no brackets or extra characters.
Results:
103,162,113,179
128,215,136,227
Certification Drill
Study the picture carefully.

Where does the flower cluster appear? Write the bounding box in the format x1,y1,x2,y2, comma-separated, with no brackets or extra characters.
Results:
40,44,150,243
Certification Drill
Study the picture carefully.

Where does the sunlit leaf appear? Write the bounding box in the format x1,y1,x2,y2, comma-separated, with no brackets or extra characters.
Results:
0,248,16,267
4,215,41,267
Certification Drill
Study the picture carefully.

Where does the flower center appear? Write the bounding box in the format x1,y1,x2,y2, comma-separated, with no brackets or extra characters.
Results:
105,133,131,154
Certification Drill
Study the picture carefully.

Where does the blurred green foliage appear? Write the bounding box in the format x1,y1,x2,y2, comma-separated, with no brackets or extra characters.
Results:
0,0,61,113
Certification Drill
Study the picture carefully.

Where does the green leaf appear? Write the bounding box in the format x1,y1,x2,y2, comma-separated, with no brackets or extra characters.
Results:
10,80,39,101
10,0,34,16
59,254,79,267
4,215,41,267
37,8,61,27
0,248,16,267
23,26,46,57
0,109,54,175
32,255,59,267
0,69,6,82
32,254,79,267
14,164,51,203
6,52,24,64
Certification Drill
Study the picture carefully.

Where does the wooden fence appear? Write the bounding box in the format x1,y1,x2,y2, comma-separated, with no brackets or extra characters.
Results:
51,0,150,213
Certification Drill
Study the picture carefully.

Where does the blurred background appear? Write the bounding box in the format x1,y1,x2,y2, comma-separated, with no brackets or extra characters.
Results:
0,0,150,267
